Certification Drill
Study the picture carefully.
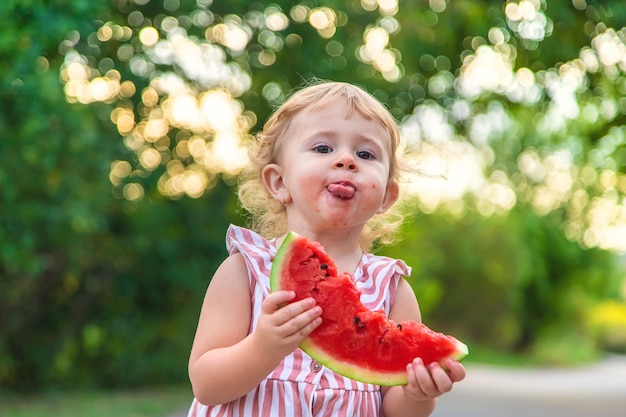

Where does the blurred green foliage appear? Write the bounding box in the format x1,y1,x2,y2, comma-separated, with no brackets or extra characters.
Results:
0,0,242,390
383,207,623,364
1,0,625,393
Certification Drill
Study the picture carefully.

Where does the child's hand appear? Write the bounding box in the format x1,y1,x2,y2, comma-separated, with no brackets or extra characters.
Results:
253,291,323,361
402,358,466,401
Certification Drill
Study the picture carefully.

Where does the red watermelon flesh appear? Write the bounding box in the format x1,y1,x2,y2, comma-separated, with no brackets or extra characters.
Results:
270,231,468,386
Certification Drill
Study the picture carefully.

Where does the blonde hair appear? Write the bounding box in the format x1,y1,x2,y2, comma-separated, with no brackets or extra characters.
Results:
238,80,405,250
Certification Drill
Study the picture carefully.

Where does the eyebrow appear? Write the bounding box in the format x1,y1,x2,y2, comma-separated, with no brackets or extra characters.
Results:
304,130,387,147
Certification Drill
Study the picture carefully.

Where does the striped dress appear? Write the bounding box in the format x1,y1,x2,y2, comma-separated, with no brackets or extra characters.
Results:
187,225,411,417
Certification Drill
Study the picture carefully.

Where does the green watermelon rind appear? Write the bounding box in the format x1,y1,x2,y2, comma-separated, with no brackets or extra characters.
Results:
269,231,294,293
300,337,406,385
270,231,469,386
301,336,468,386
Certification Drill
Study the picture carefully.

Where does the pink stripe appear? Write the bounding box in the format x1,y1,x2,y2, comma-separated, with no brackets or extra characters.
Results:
250,386,260,416
287,352,302,381
315,389,332,415
261,381,273,416
276,382,286,417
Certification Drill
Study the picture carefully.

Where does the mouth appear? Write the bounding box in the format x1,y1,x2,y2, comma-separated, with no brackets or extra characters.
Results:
327,181,357,200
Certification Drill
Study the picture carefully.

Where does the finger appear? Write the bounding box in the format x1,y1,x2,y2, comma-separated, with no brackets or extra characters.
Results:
413,358,447,397
444,359,466,382
404,362,427,400
284,304,322,336
261,291,296,314
428,362,454,393
290,313,323,338
411,358,439,397
273,297,318,328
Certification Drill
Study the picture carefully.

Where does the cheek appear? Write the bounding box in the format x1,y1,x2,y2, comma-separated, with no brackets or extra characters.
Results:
294,175,323,202
299,175,318,190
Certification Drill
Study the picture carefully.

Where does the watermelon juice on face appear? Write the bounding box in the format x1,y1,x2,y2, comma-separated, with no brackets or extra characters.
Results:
270,98,398,238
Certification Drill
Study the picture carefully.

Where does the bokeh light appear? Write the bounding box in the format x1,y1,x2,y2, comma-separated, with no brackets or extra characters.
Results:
58,1,626,252
357,21,402,81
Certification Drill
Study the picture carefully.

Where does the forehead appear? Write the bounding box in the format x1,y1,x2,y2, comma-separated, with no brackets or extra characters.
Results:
287,100,391,139
291,100,388,132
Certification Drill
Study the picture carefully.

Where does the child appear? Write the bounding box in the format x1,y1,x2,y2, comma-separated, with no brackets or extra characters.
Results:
186,81,465,417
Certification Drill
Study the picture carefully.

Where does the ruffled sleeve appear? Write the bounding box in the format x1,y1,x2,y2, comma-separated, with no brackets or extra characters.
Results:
355,253,411,315
225,225,277,297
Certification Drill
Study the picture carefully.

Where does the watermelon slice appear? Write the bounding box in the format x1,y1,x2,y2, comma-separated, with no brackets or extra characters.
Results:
270,231,468,386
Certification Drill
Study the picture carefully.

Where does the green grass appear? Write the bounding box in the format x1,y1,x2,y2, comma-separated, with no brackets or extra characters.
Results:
0,385,192,417
462,346,533,367
463,341,602,368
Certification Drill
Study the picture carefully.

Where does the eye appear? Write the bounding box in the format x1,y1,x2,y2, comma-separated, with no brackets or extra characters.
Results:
313,144,333,154
356,150,374,160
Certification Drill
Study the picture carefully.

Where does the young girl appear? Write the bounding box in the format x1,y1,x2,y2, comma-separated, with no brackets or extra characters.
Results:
186,81,465,417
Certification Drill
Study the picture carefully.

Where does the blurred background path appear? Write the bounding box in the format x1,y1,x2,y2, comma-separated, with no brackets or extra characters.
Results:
433,354,626,417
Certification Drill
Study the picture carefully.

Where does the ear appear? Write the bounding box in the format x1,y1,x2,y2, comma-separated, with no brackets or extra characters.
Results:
377,180,400,214
262,163,290,203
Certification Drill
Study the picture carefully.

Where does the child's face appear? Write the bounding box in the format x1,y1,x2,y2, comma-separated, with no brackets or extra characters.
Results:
265,100,399,232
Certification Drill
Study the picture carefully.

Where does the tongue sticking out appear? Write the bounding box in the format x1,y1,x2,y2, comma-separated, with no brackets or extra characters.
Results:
327,183,356,199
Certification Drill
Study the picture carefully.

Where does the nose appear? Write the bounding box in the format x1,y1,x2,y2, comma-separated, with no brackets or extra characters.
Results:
334,152,357,171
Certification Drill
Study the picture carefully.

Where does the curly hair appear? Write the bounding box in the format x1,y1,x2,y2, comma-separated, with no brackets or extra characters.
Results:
238,80,406,251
